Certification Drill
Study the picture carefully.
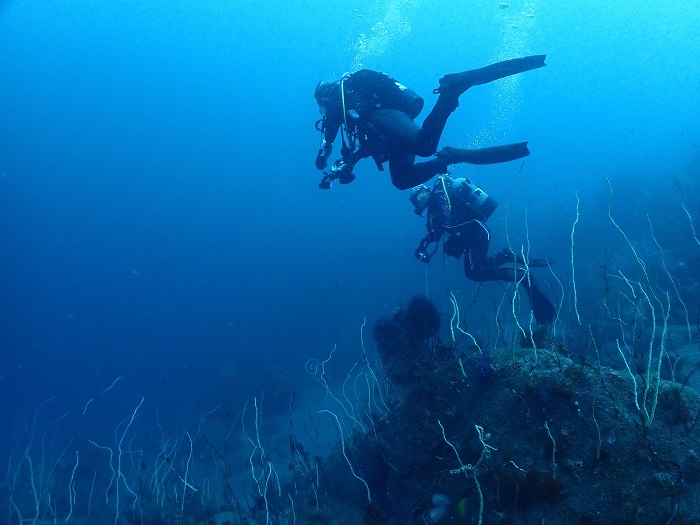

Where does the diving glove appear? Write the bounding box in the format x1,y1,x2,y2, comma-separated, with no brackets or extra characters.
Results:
315,145,332,170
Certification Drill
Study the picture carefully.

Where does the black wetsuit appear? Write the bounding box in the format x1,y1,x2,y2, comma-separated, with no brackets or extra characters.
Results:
317,56,546,190
319,69,459,190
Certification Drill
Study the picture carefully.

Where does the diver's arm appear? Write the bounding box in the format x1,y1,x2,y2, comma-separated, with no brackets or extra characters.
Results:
414,227,442,263
330,147,369,178
342,147,367,168
315,112,343,170
413,208,445,263
322,111,342,146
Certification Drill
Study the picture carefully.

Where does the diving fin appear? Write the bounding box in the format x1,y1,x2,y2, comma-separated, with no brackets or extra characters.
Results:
521,275,557,325
436,142,530,165
434,54,547,96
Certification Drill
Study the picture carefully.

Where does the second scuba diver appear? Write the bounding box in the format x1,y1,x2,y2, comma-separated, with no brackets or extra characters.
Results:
410,175,557,325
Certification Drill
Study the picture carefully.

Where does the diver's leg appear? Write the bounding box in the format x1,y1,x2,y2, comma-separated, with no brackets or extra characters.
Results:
368,108,450,159
364,109,451,189
367,109,422,151
368,102,463,159
388,150,458,190
491,247,554,268
464,231,556,324
491,247,518,267
462,222,496,282
414,95,460,156
413,55,546,163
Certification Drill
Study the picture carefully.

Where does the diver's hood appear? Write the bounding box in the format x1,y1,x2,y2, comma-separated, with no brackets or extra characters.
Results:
315,80,340,110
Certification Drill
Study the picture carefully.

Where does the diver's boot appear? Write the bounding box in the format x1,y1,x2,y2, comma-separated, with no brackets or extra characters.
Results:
436,142,530,165
492,248,519,267
528,257,555,268
418,95,461,154
491,248,554,268
433,55,547,99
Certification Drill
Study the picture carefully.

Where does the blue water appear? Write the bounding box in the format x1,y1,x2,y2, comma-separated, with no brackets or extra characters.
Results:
1,0,699,522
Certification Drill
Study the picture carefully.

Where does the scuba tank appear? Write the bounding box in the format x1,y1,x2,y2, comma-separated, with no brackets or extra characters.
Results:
451,177,498,220
392,81,424,120
343,70,425,120
430,177,498,228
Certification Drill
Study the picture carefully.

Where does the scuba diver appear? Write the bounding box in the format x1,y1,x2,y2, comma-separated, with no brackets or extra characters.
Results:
410,175,556,325
313,55,546,190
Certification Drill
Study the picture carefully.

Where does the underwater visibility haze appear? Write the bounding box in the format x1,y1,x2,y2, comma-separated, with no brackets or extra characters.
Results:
1,1,700,523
